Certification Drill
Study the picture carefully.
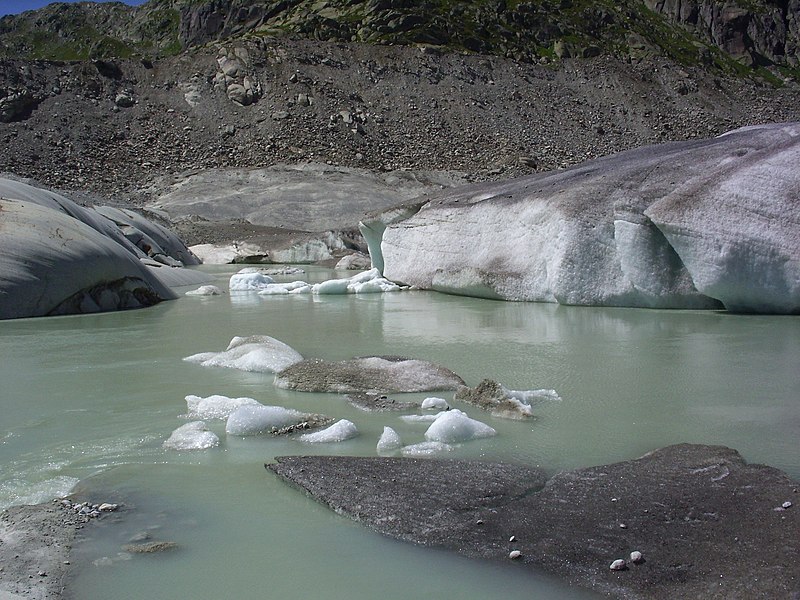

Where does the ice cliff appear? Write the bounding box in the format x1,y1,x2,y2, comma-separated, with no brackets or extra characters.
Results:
362,123,800,314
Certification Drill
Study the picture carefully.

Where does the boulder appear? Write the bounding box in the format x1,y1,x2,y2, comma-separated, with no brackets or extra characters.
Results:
365,124,800,313
274,356,465,393
269,444,800,599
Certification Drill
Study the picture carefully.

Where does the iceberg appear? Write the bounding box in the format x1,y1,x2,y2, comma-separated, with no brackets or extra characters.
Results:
225,405,321,436
183,335,303,373
163,421,219,450
421,397,450,411
363,124,800,314
184,394,261,420
229,271,275,291
185,285,224,296
257,281,313,295
424,409,497,444
298,419,359,443
400,441,454,457
399,414,442,424
376,426,402,454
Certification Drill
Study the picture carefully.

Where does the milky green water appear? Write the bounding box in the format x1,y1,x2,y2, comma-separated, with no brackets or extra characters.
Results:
1,265,798,600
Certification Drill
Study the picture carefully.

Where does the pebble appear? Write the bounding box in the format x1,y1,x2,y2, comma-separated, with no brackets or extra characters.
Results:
619,523,627,529
509,550,522,559
509,535,516,542
610,559,627,571
630,551,644,564
782,501,792,509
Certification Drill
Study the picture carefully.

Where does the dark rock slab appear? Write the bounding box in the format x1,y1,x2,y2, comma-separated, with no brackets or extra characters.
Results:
268,445,800,599
346,392,419,412
274,355,465,393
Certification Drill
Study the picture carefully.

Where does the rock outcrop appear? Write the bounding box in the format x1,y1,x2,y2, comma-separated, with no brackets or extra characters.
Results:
269,444,800,599
0,177,207,319
364,123,800,314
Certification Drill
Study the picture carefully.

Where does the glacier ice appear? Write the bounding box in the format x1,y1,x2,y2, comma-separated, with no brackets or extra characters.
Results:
225,405,314,436
400,441,454,457
421,397,450,410
363,123,800,314
257,281,313,295
229,271,275,291
399,413,442,423
298,419,359,443
376,426,402,453
183,335,303,373
185,285,224,296
163,421,219,450
184,394,261,420
424,409,497,444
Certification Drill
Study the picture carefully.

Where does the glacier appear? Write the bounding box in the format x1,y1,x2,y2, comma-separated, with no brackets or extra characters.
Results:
361,123,800,314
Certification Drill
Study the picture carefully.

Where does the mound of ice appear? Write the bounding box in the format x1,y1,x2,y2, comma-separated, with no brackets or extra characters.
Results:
163,421,219,450
185,394,261,420
503,386,562,404
185,285,224,296
311,268,402,295
257,281,313,295
400,441,454,457
226,405,313,436
376,427,402,454
421,397,450,410
298,419,358,443
424,409,496,444
183,335,303,373
399,414,442,424
229,272,275,291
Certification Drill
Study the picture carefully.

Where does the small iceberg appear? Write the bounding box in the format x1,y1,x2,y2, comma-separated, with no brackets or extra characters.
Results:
183,335,303,373
185,285,224,296
184,394,261,420
313,268,401,294
376,426,402,454
424,409,496,444
399,414,441,424
226,405,327,436
163,421,219,450
257,281,313,295
298,419,359,443
229,271,275,291
421,397,450,410
400,441,454,457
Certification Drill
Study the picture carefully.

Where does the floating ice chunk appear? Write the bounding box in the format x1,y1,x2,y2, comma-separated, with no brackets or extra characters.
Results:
226,405,312,436
400,441,454,457
349,277,400,293
298,419,358,443
424,409,496,444
258,281,313,295
183,335,303,373
184,394,261,420
377,426,402,453
502,386,562,404
163,421,219,450
185,285,224,296
312,278,351,295
229,272,275,291
421,397,450,410
399,413,442,424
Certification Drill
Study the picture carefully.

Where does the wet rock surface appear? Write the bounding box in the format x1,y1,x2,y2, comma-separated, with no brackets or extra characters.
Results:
274,356,465,394
268,444,800,599
345,392,418,412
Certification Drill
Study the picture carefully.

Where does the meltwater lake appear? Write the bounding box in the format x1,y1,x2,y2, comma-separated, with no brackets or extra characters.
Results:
1,265,798,599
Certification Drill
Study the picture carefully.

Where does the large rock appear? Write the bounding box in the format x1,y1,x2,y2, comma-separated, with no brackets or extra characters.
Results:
364,124,800,314
0,178,209,319
274,356,465,393
269,444,800,599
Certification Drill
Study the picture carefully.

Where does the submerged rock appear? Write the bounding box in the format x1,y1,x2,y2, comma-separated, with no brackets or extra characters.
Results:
364,124,800,314
268,444,800,599
274,356,465,393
